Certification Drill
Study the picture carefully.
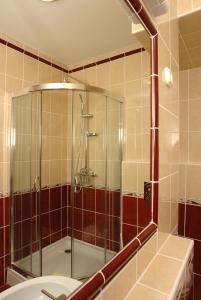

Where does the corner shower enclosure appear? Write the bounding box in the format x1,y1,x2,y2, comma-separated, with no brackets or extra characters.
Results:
10,82,122,280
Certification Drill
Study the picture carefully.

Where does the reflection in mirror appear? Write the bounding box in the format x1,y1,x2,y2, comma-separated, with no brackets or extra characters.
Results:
6,0,152,295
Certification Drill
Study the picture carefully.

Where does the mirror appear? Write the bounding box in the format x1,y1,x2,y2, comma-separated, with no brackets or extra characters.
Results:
0,0,152,294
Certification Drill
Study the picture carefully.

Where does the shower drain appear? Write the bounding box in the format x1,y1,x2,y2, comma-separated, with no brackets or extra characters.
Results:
64,249,71,253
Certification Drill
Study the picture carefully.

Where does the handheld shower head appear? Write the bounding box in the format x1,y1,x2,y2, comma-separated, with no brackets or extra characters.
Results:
79,94,84,114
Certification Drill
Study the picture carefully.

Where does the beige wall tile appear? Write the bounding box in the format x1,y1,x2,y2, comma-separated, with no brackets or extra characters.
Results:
110,58,124,85
136,233,157,278
189,99,201,131
170,1,179,63
189,132,201,163
97,63,110,88
178,0,193,15
124,79,142,107
122,162,137,194
193,0,201,8
171,201,178,232
6,47,23,79
140,254,182,294
101,256,137,300
137,163,150,194
0,44,6,74
179,70,188,101
158,200,171,234
126,283,168,300
41,160,50,187
180,132,188,163
180,101,188,131
186,165,201,199
159,235,192,260
6,76,22,94
159,177,171,202
189,68,201,99
125,53,141,81
51,67,64,82
24,55,38,83
0,74,6,98
39,61,51,83
179,164,186,200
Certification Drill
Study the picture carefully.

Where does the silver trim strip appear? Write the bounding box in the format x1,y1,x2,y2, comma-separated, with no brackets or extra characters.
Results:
12,82,124,103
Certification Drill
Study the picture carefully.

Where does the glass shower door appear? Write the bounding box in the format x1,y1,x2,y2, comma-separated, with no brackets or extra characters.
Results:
71,91,107,280
11,91,42,276
105,97,122,261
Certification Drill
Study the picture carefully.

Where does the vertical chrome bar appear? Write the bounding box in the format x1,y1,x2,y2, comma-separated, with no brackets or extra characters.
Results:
10,100,15,264
39,91,43,276
85,91,89,171
71,90,75,278
119,102,123,249
104,96,108,264
30,94,33,274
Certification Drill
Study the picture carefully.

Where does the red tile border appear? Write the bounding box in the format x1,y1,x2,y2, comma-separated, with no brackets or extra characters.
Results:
96,58,110,65
151,75,159,128
123,0,142,13
137,7,157,36
0,38,6,45
0,38,68,74
83,62,97,69
138,223,157,245
153,183,158,224
68,48,145,73
69,272,104,300
69,223,157,300
153,128,159,182
7,42,24,53
152,36,158,75
101,238,140,281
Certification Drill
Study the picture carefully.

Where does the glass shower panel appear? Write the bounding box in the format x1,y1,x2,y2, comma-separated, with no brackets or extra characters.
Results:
40,89,70,276
106,97,122,262
11,91,42,276
71,91,107,280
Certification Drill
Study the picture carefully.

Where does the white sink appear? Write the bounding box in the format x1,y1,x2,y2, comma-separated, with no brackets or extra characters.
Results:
0,276,82,300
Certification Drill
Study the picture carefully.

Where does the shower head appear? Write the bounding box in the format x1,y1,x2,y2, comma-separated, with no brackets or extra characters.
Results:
79,94,84,113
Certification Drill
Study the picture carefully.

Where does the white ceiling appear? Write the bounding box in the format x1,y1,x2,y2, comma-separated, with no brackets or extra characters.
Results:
0,0,140,65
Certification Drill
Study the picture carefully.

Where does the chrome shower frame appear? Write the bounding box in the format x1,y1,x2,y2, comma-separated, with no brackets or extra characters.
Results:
10,81,123,279
12,82,124,102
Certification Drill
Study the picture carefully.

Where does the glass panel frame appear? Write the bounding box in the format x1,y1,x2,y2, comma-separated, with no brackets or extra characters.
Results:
10,91,42,277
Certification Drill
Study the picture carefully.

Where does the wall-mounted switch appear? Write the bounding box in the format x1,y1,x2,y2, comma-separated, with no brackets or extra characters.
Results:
144,182,151,201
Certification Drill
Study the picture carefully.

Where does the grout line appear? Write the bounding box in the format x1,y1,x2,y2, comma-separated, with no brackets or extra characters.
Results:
150,74,159,77
137,282,169,296
99,270,106,284
159,104,179,119
158,253,183,262
136,237,141,245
